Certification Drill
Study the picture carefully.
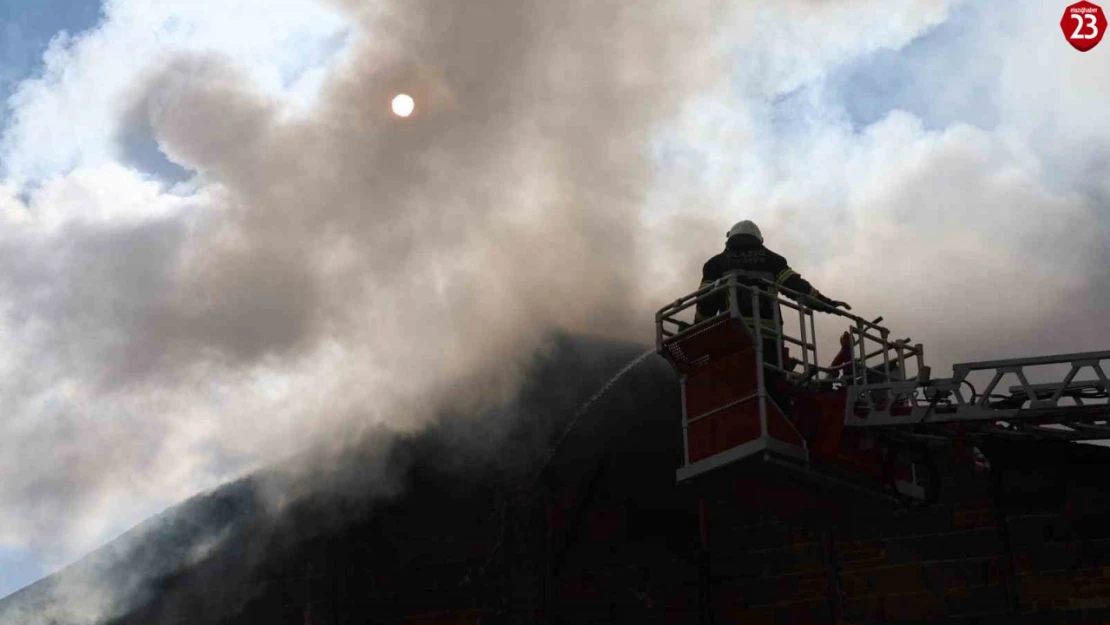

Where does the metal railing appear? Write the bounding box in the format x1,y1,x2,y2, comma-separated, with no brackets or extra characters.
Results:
656,274,926,388
847,351,1110,434
657,278,1110,442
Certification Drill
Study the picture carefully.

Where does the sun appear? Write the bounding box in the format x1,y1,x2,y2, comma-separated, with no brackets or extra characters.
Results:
391,93,415,118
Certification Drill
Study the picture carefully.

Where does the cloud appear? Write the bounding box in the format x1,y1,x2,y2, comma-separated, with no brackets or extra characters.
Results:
0,0,1108,615
0,0,350,180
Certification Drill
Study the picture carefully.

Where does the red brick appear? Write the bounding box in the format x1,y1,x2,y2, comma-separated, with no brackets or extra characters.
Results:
714,604,774,625
841,595,882,623
1073,566,1110,581
714,570,828,606
882,591,947,621
839,571,870,597
837,556,887,572
773,598,828,624
653,585,699,611
983,558,1008,586
663,610,704,625
922,558,998,591
836,540,887,570
840,564,925,597
1063,596,1110,610
1018,572,1076,602
1074,577,1110,599
1012,552,1034,573
943,584,1009,616
953,506,997,530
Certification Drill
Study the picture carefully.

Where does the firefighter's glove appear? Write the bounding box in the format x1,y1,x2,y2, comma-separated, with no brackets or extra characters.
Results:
831,300,852,311
808,300,834,313
808,294,838,313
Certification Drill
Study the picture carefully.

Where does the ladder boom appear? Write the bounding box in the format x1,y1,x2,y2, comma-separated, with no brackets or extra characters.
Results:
848,351,1110,438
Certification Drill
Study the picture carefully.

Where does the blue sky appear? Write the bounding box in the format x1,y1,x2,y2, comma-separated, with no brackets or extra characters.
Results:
0,0,101,127
0,0,1107,618
0,546,41,602
830,1,1001,133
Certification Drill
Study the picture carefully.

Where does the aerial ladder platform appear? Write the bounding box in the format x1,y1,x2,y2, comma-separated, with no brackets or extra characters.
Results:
656,275,1110,513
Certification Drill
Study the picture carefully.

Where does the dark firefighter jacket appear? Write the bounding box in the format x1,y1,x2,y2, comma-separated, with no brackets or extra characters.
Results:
696,234,836,330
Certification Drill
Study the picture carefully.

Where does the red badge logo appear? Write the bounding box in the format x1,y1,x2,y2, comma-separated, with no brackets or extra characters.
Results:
1061,1,1106,51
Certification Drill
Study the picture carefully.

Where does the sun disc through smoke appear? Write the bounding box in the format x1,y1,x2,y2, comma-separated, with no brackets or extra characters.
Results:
391,94,415,118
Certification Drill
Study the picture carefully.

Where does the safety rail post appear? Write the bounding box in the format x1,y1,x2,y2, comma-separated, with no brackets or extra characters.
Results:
727,275,741,319
895,341,907,382
856,321,867,387
881,328,892,381
893,340,909,405
849,327,859,395
655,280,738,343
809,310,819,380
751,287,768,438
680,376,690,465
773,291,784,370
798,303,810,378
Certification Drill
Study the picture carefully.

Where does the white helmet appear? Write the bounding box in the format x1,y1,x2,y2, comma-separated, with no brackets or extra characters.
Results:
727,220,762,242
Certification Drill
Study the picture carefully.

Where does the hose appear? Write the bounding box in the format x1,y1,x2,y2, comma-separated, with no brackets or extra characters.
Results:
961,379,978,403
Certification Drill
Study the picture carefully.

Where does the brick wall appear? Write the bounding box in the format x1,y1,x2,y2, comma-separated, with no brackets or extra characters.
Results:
645,497,1110,624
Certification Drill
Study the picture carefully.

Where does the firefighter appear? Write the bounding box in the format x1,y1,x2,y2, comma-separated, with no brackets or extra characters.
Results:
695,220,851,411
695,220,850,321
